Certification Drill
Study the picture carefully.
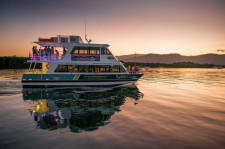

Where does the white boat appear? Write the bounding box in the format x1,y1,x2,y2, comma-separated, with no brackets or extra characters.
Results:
21,35,143,87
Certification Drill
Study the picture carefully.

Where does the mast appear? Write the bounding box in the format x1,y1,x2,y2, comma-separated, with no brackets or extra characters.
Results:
85,16,92,44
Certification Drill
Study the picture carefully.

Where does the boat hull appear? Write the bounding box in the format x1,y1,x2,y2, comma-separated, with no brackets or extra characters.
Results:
21,74,143,87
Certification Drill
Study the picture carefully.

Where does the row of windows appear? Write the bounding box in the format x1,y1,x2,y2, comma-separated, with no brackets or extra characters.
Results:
71,47,111,55
51,36,83,43
55,65,126,73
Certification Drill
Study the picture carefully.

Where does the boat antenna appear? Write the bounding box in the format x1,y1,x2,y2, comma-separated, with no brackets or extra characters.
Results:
85,16,92,44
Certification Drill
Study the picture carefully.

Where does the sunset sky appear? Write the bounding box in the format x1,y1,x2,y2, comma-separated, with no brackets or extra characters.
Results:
0,0,225,56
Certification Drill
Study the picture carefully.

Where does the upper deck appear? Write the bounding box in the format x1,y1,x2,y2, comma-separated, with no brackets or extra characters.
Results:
26,35,143,75
29,35,112,63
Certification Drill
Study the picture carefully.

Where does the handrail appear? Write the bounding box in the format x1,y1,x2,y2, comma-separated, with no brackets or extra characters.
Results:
29,55,64,61
128,71,143,74
126,67,143,74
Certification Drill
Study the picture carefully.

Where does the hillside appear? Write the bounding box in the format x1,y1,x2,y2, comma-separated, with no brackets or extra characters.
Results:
116,53,225,65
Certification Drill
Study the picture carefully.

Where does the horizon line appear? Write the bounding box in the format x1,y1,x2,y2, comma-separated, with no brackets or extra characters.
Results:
116,52,225,57
1,52,225,57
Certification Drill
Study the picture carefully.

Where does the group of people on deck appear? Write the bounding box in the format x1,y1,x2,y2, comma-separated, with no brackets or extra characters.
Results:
127,65,140,74
32,46,60,60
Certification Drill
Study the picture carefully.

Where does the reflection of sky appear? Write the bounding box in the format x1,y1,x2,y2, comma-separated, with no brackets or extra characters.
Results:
0,0,225,56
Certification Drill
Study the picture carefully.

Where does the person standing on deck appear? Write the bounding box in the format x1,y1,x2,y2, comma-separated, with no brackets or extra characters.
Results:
136,66,139,74
32,46,38,60
130,66,133,74
44,47,47,59
38,48,41,60
55,49,59,60
63,47,67,55
127,65,130,73
39,48,43,60
133,66,136,74
51,47,54,60
47,46,51,60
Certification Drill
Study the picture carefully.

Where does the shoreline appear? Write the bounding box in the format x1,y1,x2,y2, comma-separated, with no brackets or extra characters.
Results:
122,61,224,68
0,56,224,69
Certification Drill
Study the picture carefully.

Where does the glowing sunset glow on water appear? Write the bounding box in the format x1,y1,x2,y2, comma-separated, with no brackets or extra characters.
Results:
0,0,225,56
0,68,225,149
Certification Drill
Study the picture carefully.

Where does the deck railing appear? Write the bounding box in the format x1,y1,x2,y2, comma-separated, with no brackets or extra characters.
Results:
126,68,143,74
29,55,64,61
128,70,143,74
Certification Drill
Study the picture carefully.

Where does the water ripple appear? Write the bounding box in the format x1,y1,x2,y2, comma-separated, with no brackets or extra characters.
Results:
0,69,225,149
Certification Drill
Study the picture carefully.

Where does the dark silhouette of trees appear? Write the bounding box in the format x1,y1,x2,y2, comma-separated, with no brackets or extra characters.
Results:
0,56,222,69
0,56,40,69
121,61,218,68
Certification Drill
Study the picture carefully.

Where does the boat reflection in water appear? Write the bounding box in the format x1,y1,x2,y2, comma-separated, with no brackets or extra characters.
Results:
22,85,143,133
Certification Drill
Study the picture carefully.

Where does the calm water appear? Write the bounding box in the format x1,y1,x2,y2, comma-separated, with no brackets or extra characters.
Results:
0,68,225,149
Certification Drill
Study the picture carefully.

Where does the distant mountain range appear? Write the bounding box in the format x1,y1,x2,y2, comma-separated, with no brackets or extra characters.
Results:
116,53,225,65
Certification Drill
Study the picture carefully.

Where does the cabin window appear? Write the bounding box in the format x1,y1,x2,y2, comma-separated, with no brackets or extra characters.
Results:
68,65,75,72
70,37,76,42
71,47,100,55
61,38,68,43
83,50,88,54
80,47,89,54
120,66,126,72
72,47,79,54
95,65,100,72
55,65,68,72
112,65,119,72
74,65,79,72
67,65,79,72
96,50,100,54
90,47,100,55
101,47,106,55
74,49,79,54
89,65,95,72
106,48,111,55
79,65,88,72
90,50,96,54
55,65,62,72
61,65,68,72
105,66,110,72
55,65,123,73
79,50,84,54
100,65,105,72
51,37,58,42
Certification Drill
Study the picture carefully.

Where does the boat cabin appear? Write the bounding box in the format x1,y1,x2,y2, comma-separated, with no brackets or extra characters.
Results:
22,35,143,87
26,35,138,74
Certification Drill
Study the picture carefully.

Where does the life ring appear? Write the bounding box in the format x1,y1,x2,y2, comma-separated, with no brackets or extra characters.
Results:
46,63,49,69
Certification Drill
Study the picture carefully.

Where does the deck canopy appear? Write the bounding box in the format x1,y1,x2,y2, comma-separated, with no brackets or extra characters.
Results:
34,42,64,47
34,35,85,47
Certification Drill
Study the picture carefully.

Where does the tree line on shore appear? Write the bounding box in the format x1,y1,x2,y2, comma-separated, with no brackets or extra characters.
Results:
0,56,30,69
0,56,223,69
121,61,221,68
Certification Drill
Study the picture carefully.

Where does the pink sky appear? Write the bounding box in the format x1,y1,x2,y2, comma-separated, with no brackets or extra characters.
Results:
0,0,225,56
